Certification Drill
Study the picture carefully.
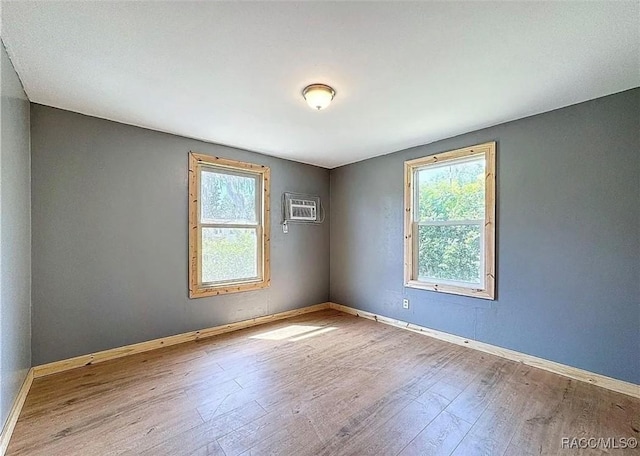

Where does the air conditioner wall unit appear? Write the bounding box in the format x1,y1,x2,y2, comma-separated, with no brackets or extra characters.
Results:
289,198,317,221
282,192,323,224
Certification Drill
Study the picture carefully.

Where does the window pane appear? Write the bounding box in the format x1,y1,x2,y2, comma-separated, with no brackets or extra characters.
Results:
417,224,482,284
201,169,257,224
201,228,258,283
417,157,485,221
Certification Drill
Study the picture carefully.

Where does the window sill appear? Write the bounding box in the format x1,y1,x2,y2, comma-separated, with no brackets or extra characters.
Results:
189,279,270,298
404,280,494,300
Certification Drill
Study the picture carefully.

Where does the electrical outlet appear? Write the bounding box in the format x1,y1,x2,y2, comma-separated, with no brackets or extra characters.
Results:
402,299,409,309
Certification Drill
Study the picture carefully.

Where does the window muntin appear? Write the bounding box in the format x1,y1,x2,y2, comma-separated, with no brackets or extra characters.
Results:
404,142,495,299
189,153,270,298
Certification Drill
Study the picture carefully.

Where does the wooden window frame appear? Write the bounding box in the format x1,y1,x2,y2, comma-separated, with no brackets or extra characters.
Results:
403,142,496,300
188,152,271,298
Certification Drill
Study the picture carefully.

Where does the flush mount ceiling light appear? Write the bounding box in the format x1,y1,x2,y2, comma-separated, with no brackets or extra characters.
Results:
302,84,336,110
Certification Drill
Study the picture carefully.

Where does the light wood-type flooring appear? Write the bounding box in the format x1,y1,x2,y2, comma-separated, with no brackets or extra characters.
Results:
7,310,640,455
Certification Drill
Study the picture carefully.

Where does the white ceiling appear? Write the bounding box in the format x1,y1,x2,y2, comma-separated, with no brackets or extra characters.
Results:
2,1,639,168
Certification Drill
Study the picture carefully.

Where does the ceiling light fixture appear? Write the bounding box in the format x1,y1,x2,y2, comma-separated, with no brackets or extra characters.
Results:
302,84,335,110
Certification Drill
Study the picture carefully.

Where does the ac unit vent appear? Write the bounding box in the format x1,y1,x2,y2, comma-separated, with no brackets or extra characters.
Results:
283,192,322,224
289,198,317,221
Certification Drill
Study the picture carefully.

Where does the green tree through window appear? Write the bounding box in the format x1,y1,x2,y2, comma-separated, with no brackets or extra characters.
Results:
417,159,484,284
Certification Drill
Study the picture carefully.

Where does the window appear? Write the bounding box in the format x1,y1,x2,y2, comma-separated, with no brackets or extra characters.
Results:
404,142,496,299
189,152,270,298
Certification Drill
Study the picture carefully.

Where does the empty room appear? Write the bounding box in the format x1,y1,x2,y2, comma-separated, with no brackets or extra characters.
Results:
1,1,639,455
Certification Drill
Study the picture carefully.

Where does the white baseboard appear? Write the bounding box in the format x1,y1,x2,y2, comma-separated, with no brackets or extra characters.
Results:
329,302,639,399
0,368,34,456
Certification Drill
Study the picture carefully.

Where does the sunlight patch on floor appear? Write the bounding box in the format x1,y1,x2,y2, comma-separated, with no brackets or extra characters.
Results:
250,325,337,341
289,326,337,341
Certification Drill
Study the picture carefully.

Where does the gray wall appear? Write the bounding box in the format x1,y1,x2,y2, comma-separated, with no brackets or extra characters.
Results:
31,105,330,365
0,41,31,426
330,89,640,384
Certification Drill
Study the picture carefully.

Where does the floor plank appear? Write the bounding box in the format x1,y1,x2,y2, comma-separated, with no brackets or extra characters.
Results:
397,410,473,456
7,309,640,455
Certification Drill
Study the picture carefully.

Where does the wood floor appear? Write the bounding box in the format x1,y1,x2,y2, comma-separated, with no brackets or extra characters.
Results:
8,310,640,456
